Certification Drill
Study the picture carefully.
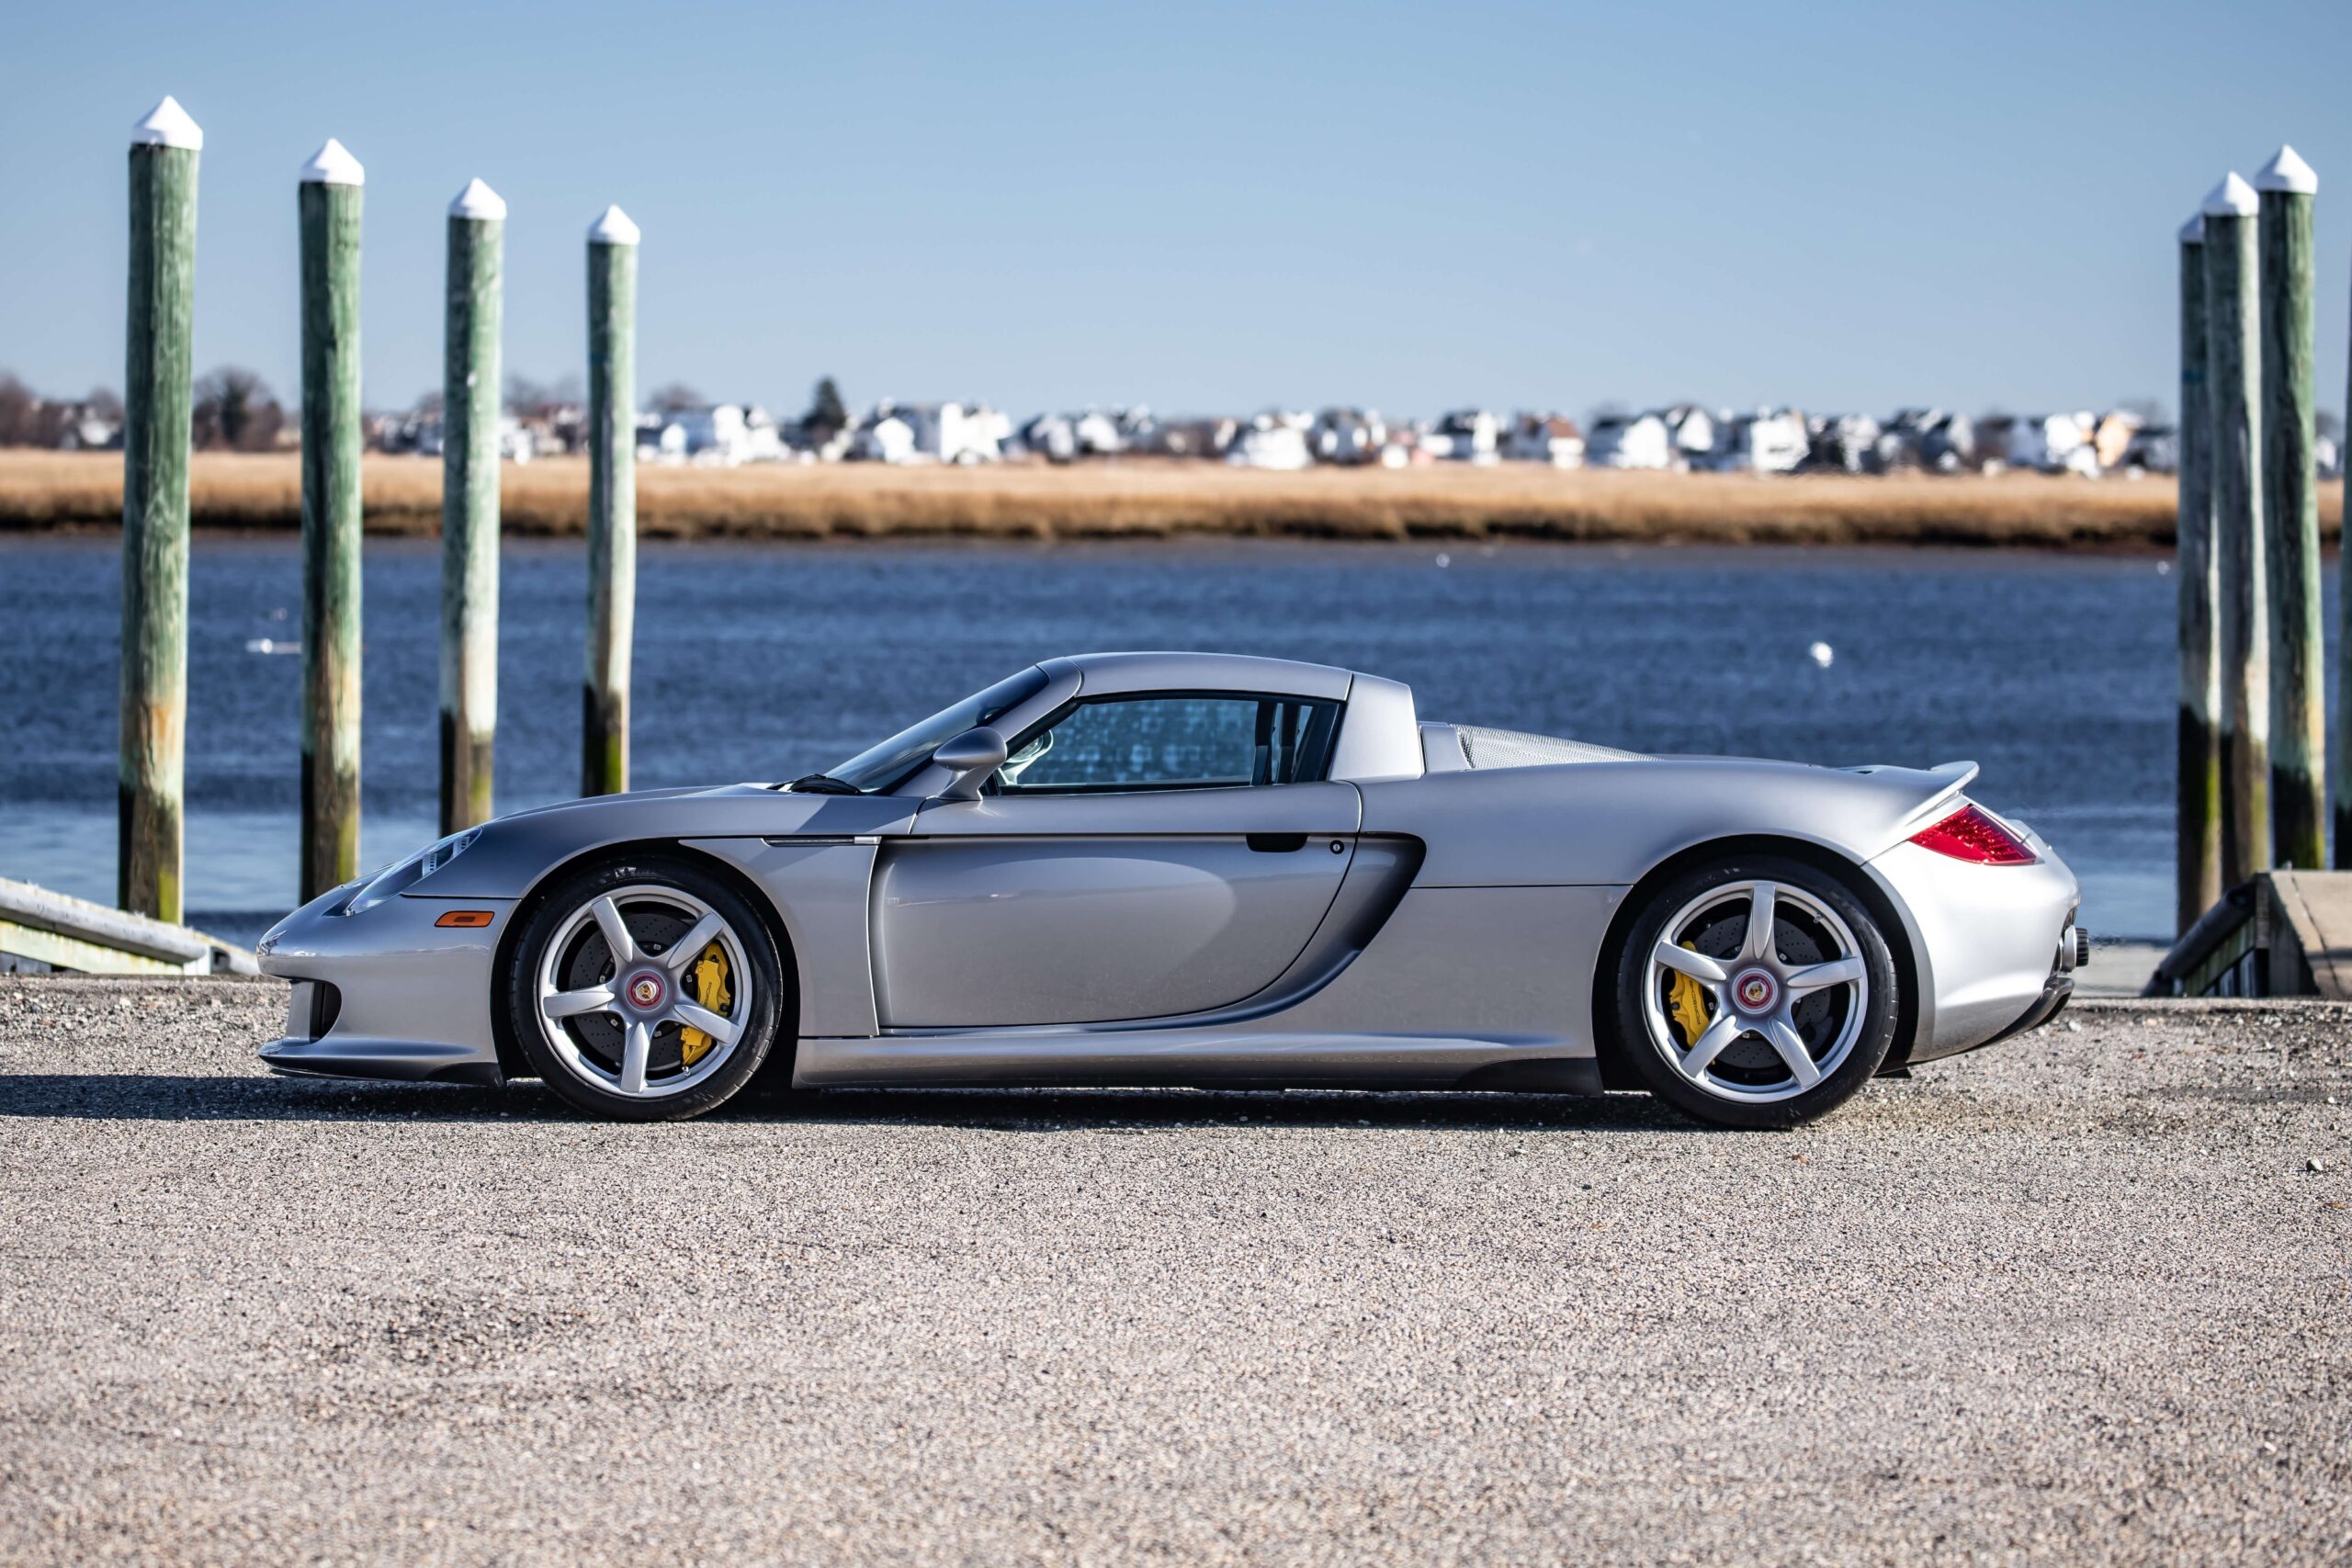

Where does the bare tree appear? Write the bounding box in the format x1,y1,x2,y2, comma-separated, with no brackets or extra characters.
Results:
505,373,550,416
648,382,707,413
192,367,286,451
0,373,37,446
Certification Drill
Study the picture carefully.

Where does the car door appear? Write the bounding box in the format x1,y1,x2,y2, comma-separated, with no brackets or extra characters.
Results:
871,691,1361,1027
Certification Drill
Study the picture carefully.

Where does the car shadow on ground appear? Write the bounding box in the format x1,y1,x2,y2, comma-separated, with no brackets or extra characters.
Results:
0,1072,1715,1134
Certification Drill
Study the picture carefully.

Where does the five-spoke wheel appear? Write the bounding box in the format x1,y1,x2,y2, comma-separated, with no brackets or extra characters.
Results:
506,857,786,1120
1613,855,1897,1128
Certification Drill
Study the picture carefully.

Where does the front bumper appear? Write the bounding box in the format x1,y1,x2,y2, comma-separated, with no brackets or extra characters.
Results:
256,886,512,1085
1868,837,2081,1064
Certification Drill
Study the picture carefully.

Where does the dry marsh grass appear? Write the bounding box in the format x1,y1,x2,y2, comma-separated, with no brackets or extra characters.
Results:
2,448,2338,549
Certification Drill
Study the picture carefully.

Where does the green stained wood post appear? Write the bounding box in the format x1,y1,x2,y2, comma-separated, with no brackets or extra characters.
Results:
2256,145,2324,872
2341,214,2352,869
119,97,201,923
583,205,639,796
298,140,366,901
2202,173,2270,890
440,178,505,833
2175,213,2220,933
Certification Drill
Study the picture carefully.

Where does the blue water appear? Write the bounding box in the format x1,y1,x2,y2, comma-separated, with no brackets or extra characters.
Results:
2,534,2307,944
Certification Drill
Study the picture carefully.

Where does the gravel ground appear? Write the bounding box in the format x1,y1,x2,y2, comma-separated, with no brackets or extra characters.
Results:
1,976,2348,1566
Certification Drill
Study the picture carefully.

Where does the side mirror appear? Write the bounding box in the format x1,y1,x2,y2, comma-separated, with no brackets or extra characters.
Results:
932,726,1008,802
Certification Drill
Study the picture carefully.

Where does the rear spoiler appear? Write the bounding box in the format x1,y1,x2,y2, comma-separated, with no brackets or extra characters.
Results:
1841,759,1981,836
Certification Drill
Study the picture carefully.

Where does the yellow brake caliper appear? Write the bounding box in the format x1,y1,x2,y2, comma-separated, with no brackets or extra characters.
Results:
679,943,732,1066
1666,941,1713,1048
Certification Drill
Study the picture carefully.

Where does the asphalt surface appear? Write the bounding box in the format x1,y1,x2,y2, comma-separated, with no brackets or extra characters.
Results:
2,977,2348,1566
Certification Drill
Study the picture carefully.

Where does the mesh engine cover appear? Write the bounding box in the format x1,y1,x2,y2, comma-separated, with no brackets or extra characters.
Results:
1455,726,1644,770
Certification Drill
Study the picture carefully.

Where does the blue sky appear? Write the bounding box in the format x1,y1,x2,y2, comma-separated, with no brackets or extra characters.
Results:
4,1,2347,423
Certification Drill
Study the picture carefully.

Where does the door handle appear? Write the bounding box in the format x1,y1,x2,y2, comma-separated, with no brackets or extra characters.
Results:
1245,833,1308,852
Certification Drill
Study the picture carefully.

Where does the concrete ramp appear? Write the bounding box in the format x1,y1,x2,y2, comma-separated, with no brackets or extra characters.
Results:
2149,869,2352,998
0,876,260,977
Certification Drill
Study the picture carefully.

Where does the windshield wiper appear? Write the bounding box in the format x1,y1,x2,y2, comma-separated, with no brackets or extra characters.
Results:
785,773,863,795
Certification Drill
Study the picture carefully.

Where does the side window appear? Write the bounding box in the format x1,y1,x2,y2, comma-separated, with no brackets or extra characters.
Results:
998,694,1340,794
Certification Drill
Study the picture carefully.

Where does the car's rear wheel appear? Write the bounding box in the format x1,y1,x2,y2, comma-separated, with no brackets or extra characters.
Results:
506,856,786,1121
1611,854,1896,1128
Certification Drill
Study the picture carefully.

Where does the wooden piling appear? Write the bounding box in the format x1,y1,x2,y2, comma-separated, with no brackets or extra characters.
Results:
583,205,639,796
2256,146,2324,871
2341,227,2352,871
440,178,505,833
2202,173,2269,889
119,98,200,923
2176,213,2220,932
298,141,365,901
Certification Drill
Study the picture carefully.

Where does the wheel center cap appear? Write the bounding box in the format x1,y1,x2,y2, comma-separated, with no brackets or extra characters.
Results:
1732,968,1778,1014
624,970,667,1011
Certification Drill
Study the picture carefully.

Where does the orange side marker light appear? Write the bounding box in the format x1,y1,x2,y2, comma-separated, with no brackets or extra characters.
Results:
435,910,497,929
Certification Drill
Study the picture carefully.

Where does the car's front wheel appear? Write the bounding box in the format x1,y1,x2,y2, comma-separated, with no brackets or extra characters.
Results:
506,856,786,1121
1611,854,1897,1128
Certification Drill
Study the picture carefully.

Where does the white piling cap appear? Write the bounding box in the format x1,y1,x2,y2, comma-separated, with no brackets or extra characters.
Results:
449,177,507,220
130,96,202,151
2179,212,2204,244
299,138,365,186
2255,144,2318,196
2201,173,2256,218
587,204,640,244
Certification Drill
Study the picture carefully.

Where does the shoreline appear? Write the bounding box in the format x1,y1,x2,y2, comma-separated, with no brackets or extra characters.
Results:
7,450,2337,550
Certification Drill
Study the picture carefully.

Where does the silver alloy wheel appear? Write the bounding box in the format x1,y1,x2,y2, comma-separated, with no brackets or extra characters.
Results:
1639,879,1869,1104
533,884,752,1100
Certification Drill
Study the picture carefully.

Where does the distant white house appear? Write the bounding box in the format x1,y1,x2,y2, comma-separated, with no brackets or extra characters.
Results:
1809,413,1881,473
1502,413,1585,468
1710,409,1807,474
1133,416,1239,459
1659,404,1715,465
1425,409,1499,465
498,415,535,464
639,403,786,466
59,412,121,451
1586,412,1672,469
854,407,918,464
908,402,1007,464
1312,408,1386,465
850,401,1004,464
1017,413,1079,463
1073,411,1125,457
1924,412,1974,471
2007,412,2093,473
1227,414,1313,470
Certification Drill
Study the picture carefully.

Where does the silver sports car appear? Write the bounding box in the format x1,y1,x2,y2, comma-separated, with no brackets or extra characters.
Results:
257,651,2085,1128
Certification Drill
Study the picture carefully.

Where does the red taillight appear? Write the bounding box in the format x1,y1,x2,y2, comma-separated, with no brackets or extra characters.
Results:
1910,804,2037,865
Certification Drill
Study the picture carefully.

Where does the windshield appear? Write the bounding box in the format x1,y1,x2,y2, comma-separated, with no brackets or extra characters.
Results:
823,666,1051,793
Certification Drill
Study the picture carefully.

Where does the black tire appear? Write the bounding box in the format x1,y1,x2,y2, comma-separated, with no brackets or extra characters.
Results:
504,855,788,1122
1609,853,1897,1129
